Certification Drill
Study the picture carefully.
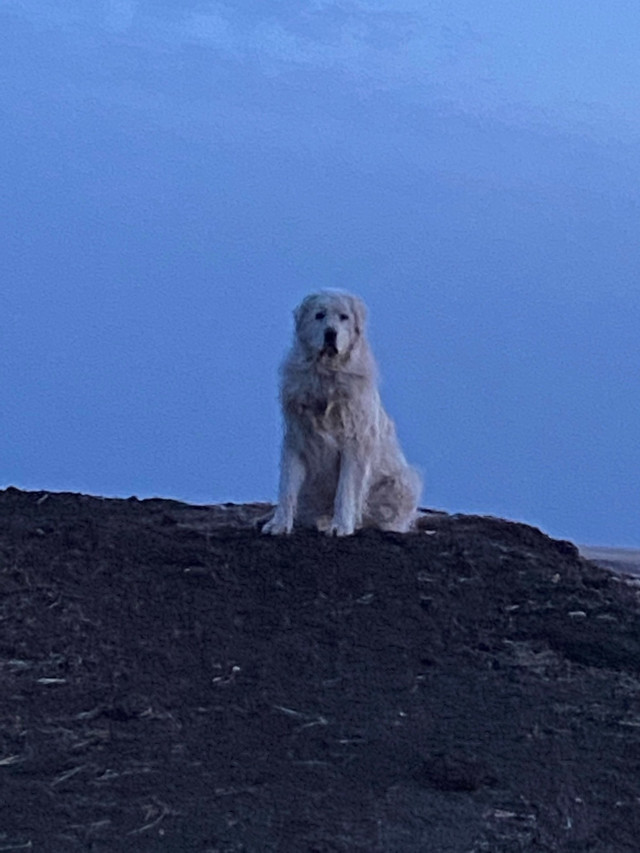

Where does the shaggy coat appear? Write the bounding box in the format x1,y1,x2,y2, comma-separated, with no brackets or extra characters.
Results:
263,291,421,536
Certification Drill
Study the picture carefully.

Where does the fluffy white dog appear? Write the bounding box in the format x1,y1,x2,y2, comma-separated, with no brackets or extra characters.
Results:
263,291,421,536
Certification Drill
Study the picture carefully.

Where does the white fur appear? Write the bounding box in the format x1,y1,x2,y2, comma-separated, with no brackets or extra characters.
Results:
263,291,421,536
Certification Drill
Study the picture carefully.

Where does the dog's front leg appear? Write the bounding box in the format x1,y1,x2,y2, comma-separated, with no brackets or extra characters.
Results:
328,447,370,537
262,443,306,535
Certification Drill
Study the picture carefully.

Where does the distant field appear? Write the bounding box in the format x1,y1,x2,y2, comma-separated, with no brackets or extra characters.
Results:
579,546,640,578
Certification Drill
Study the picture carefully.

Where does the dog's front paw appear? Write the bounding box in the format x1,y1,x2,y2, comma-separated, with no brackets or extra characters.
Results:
262,513,293,535
327,518,355,537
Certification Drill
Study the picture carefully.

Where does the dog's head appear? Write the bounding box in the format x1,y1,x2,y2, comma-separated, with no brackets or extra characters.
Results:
294,291,367,363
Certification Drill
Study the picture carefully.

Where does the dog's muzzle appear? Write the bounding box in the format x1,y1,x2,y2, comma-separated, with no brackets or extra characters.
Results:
321,328,338,357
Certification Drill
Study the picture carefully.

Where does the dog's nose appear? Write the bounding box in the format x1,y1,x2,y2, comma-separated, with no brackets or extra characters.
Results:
324,327,337,344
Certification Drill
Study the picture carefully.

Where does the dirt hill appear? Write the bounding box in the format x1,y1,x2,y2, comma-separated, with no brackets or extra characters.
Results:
1,488,639,852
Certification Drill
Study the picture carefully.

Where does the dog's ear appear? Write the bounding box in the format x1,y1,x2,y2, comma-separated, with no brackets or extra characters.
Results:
294,295,314,332
349,294,367,337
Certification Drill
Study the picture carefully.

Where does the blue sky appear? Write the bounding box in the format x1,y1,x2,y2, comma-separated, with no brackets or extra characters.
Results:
2,1,639,546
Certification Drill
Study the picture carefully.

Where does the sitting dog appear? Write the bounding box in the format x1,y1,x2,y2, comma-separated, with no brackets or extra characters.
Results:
263,291,421,536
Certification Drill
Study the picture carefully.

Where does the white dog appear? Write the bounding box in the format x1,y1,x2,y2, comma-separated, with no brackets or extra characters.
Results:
263,291,421,536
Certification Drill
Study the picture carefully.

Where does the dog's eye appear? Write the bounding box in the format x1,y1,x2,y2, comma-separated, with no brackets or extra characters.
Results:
339,313,349,322
315,311,326,320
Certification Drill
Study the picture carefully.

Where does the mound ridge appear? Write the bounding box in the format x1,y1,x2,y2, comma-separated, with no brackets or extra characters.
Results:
1,488,639,851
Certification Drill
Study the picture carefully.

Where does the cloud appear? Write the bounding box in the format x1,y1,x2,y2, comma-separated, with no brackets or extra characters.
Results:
177,2,430,84
3,0,443,88
4,0,640,144
104,0,137,33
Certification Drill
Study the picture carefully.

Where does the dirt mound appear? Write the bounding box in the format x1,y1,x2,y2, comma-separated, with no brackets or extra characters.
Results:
1,488,639,851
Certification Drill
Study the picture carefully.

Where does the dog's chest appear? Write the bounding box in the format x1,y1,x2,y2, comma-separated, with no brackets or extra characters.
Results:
297,376,351,437
297,394,343,436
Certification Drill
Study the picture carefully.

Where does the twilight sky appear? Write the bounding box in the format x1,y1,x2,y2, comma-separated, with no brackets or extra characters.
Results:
2,1,639,546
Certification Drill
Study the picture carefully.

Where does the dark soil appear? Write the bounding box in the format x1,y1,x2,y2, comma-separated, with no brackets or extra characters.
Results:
1,488,640,852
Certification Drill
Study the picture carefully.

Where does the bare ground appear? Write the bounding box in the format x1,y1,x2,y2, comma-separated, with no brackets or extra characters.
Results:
1,487,640,852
